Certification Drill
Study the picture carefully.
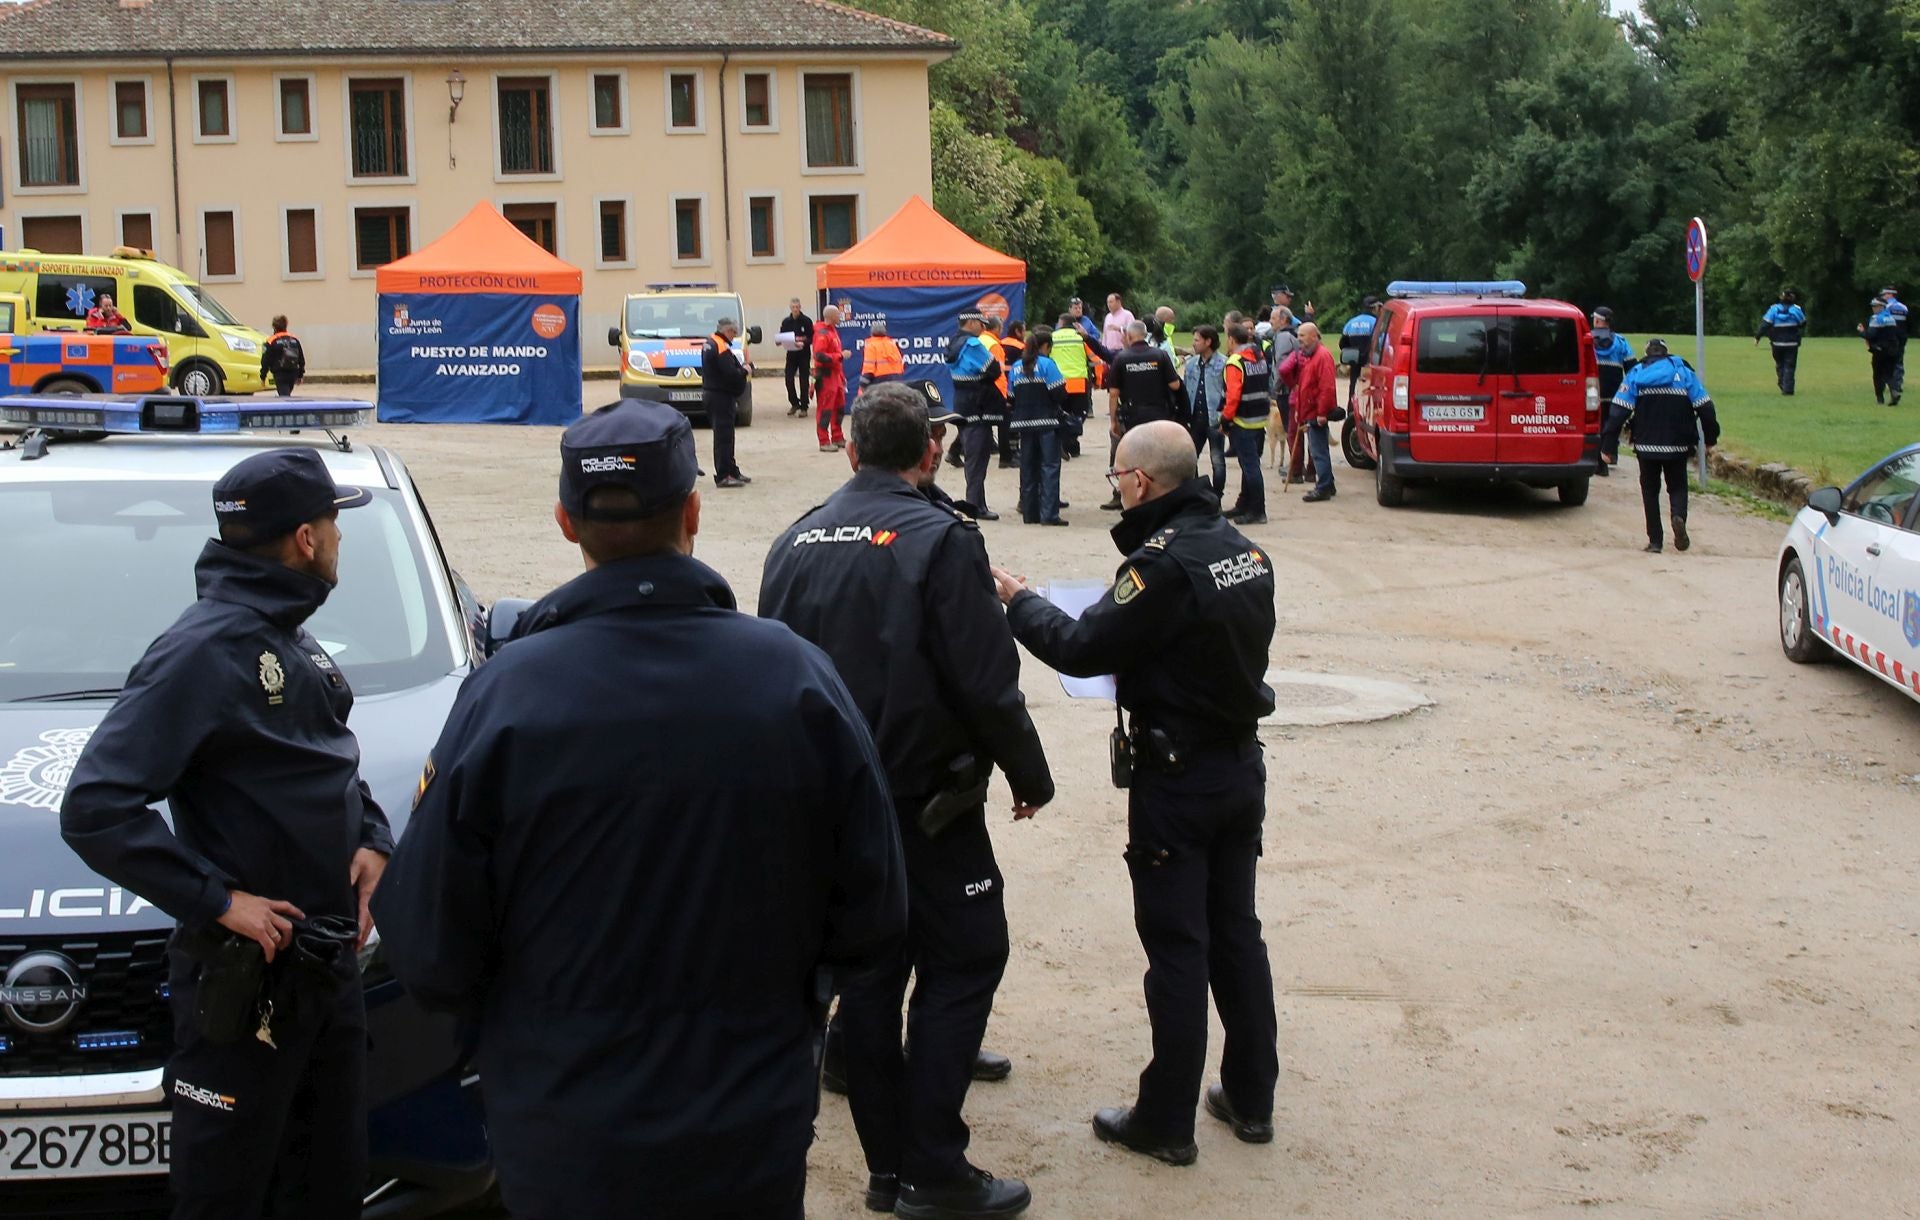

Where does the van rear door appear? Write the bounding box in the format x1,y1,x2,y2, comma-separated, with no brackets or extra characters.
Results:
1407,311,1497,463
1492,312,1587,466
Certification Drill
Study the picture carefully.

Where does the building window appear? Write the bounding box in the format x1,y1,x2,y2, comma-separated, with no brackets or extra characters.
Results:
809,195,857,255
667,72,699,130
591,72,624,132
748,195,777,259
202,210,237,279
349,78,408,178
598,199,627,264
280,78,312,137
16,83,80,187
503,202,558,253
114,80,148,141
120,211,154,250
673,197,703,261
21,214,84,254
354,206,411,270
498,76,554,174
803,73,856,168
196,78,231,139
743,72,772,129
285,208,318,275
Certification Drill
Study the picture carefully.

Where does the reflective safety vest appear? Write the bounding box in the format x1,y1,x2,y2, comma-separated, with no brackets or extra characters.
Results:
1224,347,1271,428
988,335,1010,398
1051,326,1092,393
863,334,904,380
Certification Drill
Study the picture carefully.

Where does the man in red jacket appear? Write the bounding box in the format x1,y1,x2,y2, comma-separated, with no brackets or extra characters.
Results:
1279,322,1338,502
814,305,849,451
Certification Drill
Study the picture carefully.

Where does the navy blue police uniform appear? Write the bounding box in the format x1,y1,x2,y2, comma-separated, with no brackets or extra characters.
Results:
1756,299,1807,395
701,327,750,484
1601,346,1721,552
61,448,388,1219
759,427,1054,1210
1004,477,1280,1158
371,403,907,1220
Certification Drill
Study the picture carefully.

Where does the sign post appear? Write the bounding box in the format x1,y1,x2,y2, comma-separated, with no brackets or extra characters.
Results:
1686,217,1709,486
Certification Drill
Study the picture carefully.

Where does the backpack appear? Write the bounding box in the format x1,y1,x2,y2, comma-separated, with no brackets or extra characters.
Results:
269,335,305,377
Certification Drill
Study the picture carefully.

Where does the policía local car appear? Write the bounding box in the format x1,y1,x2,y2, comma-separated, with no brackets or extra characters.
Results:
1777,444,1920,702
0,395,523,1216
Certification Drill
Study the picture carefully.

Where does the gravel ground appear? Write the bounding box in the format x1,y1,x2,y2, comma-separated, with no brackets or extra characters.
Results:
354,390,1918,1219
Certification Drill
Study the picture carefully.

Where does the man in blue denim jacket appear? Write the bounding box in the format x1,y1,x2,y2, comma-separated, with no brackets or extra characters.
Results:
1182,324,1229,496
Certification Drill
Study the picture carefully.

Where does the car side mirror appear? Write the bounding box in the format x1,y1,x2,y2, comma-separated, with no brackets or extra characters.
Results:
1807,486,1843,525
747,325,764,345
608,327,622,348
483,597,535,658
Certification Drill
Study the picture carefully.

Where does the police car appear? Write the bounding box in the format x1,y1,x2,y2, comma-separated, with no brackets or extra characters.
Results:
1777,444,1920,703
0,396,511,1216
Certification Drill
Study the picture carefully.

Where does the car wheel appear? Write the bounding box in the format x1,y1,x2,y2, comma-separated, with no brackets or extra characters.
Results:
175,363,223,397
1341,419,1377,470
1375,454,1406,507
1779,556,1826,664
38,377,93,395
1558,476,1590,506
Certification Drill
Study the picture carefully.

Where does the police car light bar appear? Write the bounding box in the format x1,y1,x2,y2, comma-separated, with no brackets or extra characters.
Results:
1387,280,1528,299
644,282,720,291
0,395,371,437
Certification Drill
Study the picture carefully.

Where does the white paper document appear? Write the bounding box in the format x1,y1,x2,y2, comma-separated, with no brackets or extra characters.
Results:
1038,580,1119,701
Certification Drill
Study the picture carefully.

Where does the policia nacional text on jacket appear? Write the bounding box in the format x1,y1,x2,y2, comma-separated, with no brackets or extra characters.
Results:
61,448,392,1219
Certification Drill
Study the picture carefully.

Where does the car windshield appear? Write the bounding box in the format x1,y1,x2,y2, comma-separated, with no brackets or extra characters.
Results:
625,296,734,339
176,283,240,328
0,480,454,701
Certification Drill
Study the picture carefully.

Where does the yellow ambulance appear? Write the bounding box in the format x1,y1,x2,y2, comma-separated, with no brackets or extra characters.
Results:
0,247,267,395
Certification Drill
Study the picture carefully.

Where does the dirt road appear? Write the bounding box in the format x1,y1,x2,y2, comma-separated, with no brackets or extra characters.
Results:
362,402,1919,1219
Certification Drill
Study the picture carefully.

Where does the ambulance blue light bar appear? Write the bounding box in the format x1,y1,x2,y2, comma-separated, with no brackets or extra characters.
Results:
0,395,371,435
644,282,719,291
1387,280,1528,299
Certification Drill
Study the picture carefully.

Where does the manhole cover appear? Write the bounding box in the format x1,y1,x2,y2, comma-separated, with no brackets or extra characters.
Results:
1260,669,1432,729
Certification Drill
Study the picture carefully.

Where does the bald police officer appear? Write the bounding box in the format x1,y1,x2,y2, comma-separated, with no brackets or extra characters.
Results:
992,420,1279,1166
62,448,390,1219
761,382,1053,1219
373,402,907,1220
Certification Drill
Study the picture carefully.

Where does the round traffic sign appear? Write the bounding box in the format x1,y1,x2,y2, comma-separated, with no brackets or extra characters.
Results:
1686,217,1708,282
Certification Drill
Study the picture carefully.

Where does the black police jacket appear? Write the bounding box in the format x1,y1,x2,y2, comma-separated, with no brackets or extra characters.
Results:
61,541,392,928
1108,342,1186,427
1007,479,1276,744
701,332,749,410
370,552,904,1218
759,467,1054,806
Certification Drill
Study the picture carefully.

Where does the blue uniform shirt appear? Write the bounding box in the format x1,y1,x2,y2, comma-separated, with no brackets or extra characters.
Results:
1341,313,1378,338
1593,332,1635,368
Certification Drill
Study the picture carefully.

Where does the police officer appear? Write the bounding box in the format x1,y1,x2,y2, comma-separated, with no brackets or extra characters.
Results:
372,403,906,1220
1601,338,1720,553
702,315,751,488
1591,307,1635,476
990,420,1279,1167
60,448,390,1219
947,310,1006,519
1339,296,1381,403
1101,319,1185,510
760,382,1054,1219
1859,288,1907,405
1753,290,1806,396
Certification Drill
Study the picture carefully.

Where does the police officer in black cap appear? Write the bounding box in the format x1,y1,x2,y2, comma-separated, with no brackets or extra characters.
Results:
62,447,390,1219
372,402,907,1220
991,419,1279,1167
760,381,1054,1219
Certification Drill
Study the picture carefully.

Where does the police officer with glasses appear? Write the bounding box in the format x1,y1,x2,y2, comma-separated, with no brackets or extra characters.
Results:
991,420,1279,1168
62,448,390,1219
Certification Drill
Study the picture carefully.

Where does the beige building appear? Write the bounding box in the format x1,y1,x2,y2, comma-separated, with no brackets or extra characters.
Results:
0,0,953,368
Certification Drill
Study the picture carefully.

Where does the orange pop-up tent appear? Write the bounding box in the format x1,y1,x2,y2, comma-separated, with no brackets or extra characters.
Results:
376,203,583,424
814,196,1026,394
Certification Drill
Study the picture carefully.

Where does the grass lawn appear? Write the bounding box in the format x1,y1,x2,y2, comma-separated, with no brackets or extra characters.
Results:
1608,334,1907,486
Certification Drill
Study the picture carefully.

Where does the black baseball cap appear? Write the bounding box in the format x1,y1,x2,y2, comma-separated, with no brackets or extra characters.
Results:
904,379,961,424
559,402,701,520
1270,283,1293,295
212,449,370,538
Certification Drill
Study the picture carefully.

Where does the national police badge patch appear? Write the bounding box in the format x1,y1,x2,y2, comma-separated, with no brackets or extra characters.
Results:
1904,590,1920,648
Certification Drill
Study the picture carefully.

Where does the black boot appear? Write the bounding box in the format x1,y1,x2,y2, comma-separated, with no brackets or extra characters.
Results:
1091,1106,1198,1166
894,1166,1031,1219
